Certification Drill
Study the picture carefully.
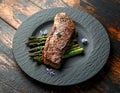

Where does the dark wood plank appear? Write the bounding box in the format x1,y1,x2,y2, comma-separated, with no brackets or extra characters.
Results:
30,0,80,8
0,19,46,93
71,59,120,93
63,0,80,6
78,0,120,40
30,0,68,9
0,0,41,29
107,55,120,86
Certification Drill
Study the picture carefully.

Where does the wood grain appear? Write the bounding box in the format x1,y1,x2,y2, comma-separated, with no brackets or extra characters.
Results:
107,26,120,41
0,19,47,93
108,55,120,86
30,0,68,9
63,0,80,6
0,0,120,92
0,0,41,29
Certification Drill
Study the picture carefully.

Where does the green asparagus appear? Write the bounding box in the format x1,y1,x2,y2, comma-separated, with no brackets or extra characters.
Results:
28,36,47,40
32,56,43,64
30,51,42,57
27,31,84,64
65,46,82,54
62,48,84,59
27,41,45,47
30,45,82,57
29,46,44,52
27,38,46,44
32,47,84,64
27,32,78,46
27,37,77,47
29,44,79,53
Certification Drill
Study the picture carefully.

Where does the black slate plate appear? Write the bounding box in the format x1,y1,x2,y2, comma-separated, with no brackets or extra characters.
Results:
13,8,110,86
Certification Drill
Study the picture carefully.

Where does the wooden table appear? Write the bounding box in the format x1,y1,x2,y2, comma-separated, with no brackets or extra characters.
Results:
0,0,120,93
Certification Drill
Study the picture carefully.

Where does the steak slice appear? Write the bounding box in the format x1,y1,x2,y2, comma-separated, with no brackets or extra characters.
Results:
42,13,75,69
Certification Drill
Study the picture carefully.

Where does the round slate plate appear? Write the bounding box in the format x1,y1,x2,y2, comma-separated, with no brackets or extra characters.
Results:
13,8,110,86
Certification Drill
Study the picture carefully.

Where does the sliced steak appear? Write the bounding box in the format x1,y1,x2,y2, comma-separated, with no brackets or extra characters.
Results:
42,13,75,69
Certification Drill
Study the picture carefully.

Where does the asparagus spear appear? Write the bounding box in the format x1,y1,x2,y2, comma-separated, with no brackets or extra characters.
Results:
32,56,43,64
62,48,84,59
30,51,42,57
27,37,77,46
29,46,44,52
27,32,78,45
29,43,79,53
29,44,80,56
30,45,82,57
28,36,47,40
28,32,77,41
32,47,84,64
27,41,45,47
27,38,46,44
27,32,84,64
67,44,79,50
65,46,81,54
27,38,78,50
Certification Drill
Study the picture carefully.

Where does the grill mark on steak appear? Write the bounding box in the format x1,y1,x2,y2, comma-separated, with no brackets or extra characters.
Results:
42,13,75,69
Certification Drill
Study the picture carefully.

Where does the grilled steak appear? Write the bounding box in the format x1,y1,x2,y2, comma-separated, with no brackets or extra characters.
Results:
42,13,75,69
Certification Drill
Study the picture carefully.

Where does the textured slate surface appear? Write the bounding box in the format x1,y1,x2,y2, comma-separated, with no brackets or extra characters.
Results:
13,7,110,86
